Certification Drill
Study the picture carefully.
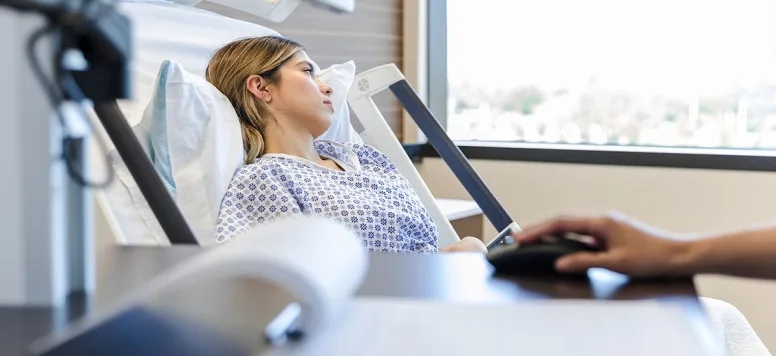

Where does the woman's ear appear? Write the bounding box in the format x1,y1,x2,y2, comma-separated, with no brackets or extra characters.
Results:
246,75,272,103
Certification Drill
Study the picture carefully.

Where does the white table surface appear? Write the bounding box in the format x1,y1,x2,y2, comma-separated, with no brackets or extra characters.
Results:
434,198,482,221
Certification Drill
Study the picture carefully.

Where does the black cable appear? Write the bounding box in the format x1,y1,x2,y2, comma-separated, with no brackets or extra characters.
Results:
60,71,116,189
60,0,121,189
27,23,115,189
26,25,66,127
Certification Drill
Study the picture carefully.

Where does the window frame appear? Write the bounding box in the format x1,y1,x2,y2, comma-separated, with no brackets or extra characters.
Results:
423,0,776,172
426,0,447,130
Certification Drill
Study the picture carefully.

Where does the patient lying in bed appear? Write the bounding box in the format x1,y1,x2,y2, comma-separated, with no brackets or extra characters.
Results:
207,36,485,254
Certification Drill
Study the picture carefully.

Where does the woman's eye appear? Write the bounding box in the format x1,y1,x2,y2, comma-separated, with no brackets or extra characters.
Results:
304,68,317,76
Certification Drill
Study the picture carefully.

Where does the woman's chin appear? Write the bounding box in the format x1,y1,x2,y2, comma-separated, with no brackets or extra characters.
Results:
311,121,333,139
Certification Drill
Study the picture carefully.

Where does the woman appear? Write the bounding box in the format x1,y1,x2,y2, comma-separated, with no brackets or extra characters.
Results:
207,36,484,253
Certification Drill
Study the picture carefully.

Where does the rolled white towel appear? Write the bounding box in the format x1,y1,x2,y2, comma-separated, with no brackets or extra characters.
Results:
701,297,771,356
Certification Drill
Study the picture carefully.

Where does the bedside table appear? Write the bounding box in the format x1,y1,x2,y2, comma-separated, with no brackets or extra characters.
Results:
434,198,484,240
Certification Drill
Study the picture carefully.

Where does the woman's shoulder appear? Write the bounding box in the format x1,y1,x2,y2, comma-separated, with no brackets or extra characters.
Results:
315,140,392,164
230,156,292,183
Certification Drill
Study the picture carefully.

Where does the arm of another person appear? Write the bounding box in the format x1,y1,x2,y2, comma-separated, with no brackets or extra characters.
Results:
440,236,488,254
215,167,303,243
515,213,776,279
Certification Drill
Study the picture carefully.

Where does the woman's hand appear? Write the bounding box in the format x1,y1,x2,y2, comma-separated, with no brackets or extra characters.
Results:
514,213,693,277
440,236,488,254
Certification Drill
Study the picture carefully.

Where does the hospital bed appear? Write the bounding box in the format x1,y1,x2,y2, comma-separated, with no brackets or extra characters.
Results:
94,0,519,248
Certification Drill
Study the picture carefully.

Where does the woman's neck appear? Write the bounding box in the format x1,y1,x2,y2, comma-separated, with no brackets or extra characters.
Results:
262,121,322,163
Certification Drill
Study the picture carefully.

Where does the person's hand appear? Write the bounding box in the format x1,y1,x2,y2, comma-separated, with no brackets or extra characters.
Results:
514,213,692,277
440,236,488,254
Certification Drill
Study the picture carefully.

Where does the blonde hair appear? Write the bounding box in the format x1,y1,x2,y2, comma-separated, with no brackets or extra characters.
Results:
206,36,304,164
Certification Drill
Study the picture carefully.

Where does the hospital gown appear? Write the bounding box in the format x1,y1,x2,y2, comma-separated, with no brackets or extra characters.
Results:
215,140,439,253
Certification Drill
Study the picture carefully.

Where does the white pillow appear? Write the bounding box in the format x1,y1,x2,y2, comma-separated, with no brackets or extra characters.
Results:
315,61,362,143
126,59,357,245
140,60,243,245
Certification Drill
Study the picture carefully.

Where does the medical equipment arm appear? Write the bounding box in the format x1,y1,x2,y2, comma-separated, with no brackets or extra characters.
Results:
1,0,201,244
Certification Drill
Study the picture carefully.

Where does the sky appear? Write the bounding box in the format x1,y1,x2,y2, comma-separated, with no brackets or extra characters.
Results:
447,0,776,98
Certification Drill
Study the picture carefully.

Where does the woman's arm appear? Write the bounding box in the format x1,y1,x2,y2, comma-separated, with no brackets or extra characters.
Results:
515,213,776,279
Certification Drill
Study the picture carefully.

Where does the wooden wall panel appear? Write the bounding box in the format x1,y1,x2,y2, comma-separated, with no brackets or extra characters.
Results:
197,0,405,139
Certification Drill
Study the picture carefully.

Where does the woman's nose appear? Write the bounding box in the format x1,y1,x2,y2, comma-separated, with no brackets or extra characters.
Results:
318,80,333,96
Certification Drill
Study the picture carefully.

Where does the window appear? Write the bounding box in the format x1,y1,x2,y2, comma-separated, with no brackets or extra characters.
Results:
435,0,776,151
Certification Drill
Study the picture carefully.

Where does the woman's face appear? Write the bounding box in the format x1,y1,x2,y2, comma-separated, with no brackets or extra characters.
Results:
267,51,334,138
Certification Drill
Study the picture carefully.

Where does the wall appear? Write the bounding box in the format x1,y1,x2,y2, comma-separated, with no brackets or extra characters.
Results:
0,8,26,305
417,157,776,350
0,10,69,306
197,0,405,138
